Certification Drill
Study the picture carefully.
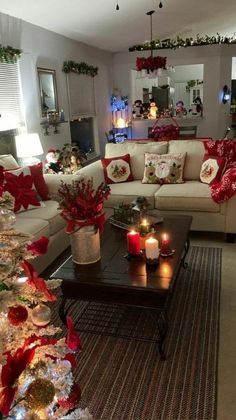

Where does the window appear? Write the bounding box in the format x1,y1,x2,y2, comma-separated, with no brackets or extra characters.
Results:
0,61,25,131
67,73,95,118
66,73,98,156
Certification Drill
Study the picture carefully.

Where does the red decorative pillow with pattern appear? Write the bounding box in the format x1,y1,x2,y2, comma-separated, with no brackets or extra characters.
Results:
200,154,227,185
101,154,133,184
3,167,44,213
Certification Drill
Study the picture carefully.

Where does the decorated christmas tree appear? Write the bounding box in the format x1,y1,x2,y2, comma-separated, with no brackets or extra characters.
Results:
0,168,92,419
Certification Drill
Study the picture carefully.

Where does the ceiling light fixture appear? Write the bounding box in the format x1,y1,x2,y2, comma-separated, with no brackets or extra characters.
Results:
136,10,167,78
159,2,163,8
116,2,119,11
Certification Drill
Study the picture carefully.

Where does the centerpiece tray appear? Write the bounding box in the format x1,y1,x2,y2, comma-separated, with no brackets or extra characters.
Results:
109,213,163,231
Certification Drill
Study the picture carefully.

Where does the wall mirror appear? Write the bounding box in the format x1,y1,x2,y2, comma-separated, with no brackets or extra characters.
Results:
37,68,58,116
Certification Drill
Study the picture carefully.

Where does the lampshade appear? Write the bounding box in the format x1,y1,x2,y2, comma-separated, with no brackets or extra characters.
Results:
15,133,43,158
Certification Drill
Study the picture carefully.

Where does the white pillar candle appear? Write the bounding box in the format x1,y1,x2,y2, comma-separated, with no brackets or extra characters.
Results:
145,237,159,260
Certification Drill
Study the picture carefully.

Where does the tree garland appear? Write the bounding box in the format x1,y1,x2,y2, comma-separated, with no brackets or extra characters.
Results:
0,45,22,63
129,33,236,52
62,60,98,77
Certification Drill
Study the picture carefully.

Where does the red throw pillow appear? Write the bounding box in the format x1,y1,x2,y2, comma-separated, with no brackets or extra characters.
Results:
101,154,133,184
29,163,50,200
200,154,227,185
4,167,43,213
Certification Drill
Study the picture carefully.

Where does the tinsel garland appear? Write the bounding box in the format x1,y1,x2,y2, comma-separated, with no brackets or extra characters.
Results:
129,33,236,52
0,45,22,63
62,60,98,77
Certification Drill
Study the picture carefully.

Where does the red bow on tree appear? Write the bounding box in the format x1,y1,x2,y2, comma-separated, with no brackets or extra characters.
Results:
21,260,57,302
66,316,82,352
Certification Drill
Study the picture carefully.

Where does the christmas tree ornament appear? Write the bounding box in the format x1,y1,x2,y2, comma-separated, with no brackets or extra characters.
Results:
25,378,55,410
31,304,52,327
7,305,28,326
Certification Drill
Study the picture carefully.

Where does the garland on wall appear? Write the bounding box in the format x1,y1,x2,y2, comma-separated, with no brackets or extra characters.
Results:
0,45,22,63
62,60,98,77
129,33,236,52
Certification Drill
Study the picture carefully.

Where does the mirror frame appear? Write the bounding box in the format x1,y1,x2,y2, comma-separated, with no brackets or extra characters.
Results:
37,67,58,116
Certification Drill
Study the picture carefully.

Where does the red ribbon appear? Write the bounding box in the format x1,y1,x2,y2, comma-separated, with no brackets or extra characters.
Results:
21,260,57,302
61,211,106,234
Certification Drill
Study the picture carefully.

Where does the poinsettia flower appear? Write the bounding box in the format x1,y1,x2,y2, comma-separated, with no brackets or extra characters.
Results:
3,172,40,212
0,346,36,415
21,260,57,301
27,236,49,255
66,316,81,352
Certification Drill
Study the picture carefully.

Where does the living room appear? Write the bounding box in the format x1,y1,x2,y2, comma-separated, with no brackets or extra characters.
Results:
0,1,236,419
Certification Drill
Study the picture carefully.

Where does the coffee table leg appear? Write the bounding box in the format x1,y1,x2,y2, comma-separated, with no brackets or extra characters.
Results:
181,237,190,268
59,297,68,325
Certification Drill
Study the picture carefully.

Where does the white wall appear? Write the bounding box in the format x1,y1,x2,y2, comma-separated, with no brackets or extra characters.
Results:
113,45,235,139
13,17,113,157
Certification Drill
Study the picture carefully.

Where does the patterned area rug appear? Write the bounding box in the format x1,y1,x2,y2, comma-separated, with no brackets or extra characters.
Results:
51,246,221,420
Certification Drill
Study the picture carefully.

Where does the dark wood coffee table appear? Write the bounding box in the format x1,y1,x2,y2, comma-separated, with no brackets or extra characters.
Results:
50,215,192,359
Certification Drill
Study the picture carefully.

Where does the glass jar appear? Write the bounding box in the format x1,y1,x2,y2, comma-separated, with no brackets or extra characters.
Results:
0,208,16,230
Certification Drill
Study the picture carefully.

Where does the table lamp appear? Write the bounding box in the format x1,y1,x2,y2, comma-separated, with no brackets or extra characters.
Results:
15,133,43,165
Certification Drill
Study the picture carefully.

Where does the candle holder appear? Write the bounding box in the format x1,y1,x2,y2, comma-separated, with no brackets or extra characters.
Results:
124,250,143,260
145,255,159,266
160,244,175,257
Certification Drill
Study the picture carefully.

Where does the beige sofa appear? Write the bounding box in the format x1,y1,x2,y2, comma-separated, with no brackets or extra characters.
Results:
77,140,236,238
1,140,235,273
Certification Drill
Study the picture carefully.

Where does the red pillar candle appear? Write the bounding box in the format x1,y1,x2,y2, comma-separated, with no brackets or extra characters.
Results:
160,233,172,255
127,230,141,255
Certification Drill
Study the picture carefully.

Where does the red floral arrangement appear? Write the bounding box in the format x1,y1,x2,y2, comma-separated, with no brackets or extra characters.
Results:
151,124,180,140
58,178,111,233
136,56,167,72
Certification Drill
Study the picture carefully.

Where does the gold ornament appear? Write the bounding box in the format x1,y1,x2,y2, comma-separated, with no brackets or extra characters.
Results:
31,304,51,327
25,378,55,410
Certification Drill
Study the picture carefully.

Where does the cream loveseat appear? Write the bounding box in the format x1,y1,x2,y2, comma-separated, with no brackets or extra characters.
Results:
77,140,236,238
0,154,77,274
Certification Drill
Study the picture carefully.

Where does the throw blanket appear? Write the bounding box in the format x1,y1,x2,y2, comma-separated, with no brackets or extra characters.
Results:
203,140,236,203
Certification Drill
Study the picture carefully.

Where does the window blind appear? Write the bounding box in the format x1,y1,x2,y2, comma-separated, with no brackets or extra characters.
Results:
0,61,24,130
67,73,95,119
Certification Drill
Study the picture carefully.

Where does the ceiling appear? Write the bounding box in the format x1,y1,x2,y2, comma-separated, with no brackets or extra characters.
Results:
1,0,236,53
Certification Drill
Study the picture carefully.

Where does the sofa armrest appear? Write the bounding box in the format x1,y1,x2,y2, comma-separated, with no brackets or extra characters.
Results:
225,194,236,233
77,160,105,187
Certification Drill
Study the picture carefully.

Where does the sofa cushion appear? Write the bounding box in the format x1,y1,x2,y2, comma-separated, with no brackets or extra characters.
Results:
29,162,50,200
14,217,50,238
0,154,19,169
105,142,168,180
142,152,186,184
104,180,161,209
168,140,205,180
101,154,133,184
154,181,220,212
16,200,65,235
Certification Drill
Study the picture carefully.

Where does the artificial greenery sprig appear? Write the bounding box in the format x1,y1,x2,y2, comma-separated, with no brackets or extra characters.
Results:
129,33,236,52
0,45,22,63
62,60,98,77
